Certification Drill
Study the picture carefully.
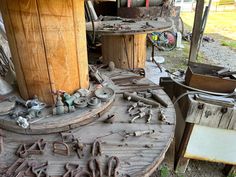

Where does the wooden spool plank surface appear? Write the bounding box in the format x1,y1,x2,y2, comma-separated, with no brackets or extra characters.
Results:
0,70,176,177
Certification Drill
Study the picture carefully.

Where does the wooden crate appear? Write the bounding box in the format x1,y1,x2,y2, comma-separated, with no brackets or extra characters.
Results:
185,62,236,93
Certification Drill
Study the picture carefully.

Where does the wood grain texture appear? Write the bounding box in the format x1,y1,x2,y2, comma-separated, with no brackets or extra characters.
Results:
0,75,176,177
0,0,89,105
185,96,236,130
102,34,146,69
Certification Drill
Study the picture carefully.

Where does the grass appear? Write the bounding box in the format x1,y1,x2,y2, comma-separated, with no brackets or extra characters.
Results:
221,40,236,49
181,10,236,49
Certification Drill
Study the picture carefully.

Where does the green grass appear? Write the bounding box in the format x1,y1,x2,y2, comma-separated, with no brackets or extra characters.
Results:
181,10,236,49
221,40,236,49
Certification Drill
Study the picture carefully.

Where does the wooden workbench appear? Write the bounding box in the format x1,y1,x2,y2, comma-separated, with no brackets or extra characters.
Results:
0,69,176,177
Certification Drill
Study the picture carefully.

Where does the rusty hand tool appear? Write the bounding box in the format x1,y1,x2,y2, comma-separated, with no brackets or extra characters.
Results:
91,140,102,157
107,156,120,177
88,158,103,177
16,139,47,158
147,89,168,108
32,162,48,177
63,163,81,177
53,141,70,156
123,92,160,107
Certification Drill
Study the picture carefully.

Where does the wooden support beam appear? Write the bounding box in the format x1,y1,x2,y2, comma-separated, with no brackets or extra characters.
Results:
188,0,205,63
175,123,194,173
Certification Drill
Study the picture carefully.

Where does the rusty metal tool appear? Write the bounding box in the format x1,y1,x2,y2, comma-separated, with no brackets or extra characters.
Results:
88,158,103,177
123,92,160,107
125,130,155,137
63,163,80,177
130,112,146,123
91,140,102,157
107,156,120,177
129,107,147,116
61,131,75,143
16,139,47,158
103,114,115,124
53,141,70,156
5,158,28,176
147,109,153,124
32,162,48,177
73,138,85,159
147,89,168,108
127,102,138,113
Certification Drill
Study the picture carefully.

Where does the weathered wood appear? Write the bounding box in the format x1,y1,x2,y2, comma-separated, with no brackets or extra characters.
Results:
0,0,89,105
185,96,236,130
87,20,172,35
175,123,194,173
0,70,176,177
188,0,204,62
102,34,146,69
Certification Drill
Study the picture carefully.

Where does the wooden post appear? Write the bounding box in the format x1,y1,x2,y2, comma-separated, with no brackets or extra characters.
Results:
102,34,147,69
175,123,194,173
0,0,89,105
188,0,205,63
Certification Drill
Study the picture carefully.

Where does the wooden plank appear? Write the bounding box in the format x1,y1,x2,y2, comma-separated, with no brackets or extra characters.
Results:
37,0,81,94
185,125,236,165
102,34,146,69
0,0,29,99
175,123,194,173
72,0,89,88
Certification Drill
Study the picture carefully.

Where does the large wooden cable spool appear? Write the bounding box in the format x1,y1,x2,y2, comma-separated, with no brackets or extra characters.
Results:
0,0,89,105
102,34,147,69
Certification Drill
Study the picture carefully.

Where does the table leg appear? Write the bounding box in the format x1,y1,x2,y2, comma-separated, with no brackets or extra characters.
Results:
175,123,194,173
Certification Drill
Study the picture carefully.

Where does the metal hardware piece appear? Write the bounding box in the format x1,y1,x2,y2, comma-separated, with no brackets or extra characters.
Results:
16,116,29,129
74,97,88,108
32,162,48,177
5,158,28,176
88,97,101,108
107,156,120,177
123,92,160,107
130,112,146,123
159,109,167,122
73,139,85,159
91,140,102,157
127,102,138,113
63,163,80,177
53,141,70,156
103,114,115,124
16,139,47,158
88,158,103,177
147,109,153,123
94,87,115,102
53,94,69,115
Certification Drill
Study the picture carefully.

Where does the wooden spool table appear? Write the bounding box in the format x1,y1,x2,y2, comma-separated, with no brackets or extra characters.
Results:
87,20,172,69
0,69,176,177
